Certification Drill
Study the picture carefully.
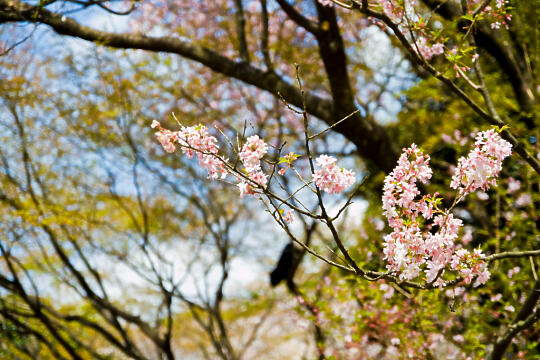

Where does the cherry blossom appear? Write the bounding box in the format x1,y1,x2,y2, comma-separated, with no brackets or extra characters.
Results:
278,152,300,176
155,128,177,153
284,210,295,225
514,193,532,208
450,129,512,200
152,121,228,179
415,36,444,60
381,136,505,286
176,124,228,179
239,135,268,172
507,177,521,194
312,155,355,194
237,135,269,197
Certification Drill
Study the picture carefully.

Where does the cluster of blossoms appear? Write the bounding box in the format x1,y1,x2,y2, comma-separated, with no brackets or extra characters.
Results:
451,248,490,285
450,128,512,201
152,120,227,179
278,152,300,176
470,0,512,29
152,121,357,226
415,36,444,60
377,0,446,61
283,209,295,225
382,145,440,282
299,275,474,360
237,135,269,197
319,0,510,64
382,130,511,286
312,155,355,194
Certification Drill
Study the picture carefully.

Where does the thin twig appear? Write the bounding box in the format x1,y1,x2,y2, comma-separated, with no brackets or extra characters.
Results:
308,109,360,140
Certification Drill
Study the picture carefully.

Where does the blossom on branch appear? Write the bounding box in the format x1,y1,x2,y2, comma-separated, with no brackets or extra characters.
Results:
284,210,295,225
450,129,512,201
237,135,269,197
381,133,507,286
152,121,228,179
312,155,355,194
239,135,268,172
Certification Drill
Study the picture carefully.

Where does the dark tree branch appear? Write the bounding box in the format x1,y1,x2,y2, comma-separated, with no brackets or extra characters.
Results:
488,277,540,360
315,2,399,170
276,0,320,35
233,0,250,63
259,0,273,70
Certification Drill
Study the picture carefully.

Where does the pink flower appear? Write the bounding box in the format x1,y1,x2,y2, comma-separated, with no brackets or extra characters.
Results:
379,283,395,299
442,133,453,144
380,0,404,22
312,155,355,194
155,129,177,153
381,139,498,285
278,152,299,176
176,124,228,179
249,170,268,187
514,193,532,208
477,191,489,200
237,181,251,198
284,210,295,225
451,129,512,200
239,135,268,172
415,37,444,60
507,177,521,194
152,122,228,179
507,266,520,278
236,135,270,197
461,226,473,245
453,334,465,343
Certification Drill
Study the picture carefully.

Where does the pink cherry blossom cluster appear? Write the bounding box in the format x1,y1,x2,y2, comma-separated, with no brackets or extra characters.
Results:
348,0,510,65
382,145,437,281
152,121,359,226
237,135,269,197
381,137,505,287
152,120,176,153
450,129,512,201
375,0,446,61
284,209,295,225
382,144,432,223
312,155,355,194
450,248,490,287
380,0,405,22
468,0,512,29
278,152,299,176
152,120,227,179
415,36,444,61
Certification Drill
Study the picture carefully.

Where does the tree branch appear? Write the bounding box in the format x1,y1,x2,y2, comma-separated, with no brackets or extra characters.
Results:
0,0,400,171
488,277,540,360
276,0,320,35
233,0,250,63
